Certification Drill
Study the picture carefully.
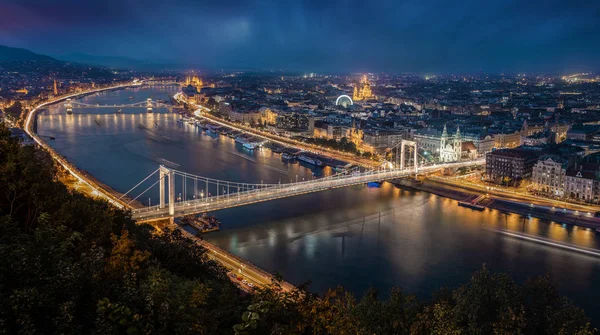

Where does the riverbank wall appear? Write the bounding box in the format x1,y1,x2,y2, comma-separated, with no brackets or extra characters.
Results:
178,226,296,292
391,178,600,229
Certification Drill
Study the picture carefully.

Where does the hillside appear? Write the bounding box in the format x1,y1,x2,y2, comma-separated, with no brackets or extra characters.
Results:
57,52,145,69
56,52,173,70
0,45,56,62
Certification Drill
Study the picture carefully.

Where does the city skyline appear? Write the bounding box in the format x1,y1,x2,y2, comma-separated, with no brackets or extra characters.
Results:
2,1,600,333
1,0,599,73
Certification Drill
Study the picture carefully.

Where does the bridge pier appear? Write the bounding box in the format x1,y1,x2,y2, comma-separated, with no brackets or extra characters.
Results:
159,165,167,208
66,98,73,114
168,168,175,216
400,140,418,174
158,165,175,215
146,98,153,113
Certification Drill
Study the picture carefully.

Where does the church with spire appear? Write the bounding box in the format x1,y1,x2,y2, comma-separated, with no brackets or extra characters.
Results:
414,124,483,162
439,124,463,162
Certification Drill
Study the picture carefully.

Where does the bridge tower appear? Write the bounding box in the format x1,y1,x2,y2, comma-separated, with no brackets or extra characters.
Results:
146,98,153,113
65,98,73,114
159,165,175,216
400,140,418,174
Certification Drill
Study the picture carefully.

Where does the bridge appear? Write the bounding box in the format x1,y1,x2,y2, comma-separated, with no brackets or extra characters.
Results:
143,80,181,86
128,155,484,222
63,98,174,113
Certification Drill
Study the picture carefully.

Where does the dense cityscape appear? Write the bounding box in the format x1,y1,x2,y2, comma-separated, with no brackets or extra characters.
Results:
1,0,600,333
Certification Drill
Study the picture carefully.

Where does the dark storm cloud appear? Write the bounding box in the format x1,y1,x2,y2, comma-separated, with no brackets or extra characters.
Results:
0,0,598,73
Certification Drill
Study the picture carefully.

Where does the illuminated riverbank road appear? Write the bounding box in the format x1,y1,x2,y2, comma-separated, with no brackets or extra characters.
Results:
179,227,294,292
24,81,145,209
429,176,600,215
130,159,485,222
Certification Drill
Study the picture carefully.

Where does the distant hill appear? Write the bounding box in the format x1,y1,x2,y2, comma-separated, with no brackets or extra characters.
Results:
0,45,57,62
56,52,170,70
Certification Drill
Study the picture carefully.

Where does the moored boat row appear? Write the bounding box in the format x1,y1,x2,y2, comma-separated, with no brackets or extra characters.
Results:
176,112,351,169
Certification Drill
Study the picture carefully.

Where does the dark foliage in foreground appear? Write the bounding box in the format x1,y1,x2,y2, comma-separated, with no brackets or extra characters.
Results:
0,125,594,334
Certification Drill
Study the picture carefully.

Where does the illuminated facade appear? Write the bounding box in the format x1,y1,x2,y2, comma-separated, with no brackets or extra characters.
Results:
532,156,566,196
439,125,462,162
184,75,203,90
352,75,373,101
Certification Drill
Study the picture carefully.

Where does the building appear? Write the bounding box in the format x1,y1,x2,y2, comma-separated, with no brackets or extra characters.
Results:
493,130,522,149
275,112,309,130
230,110,261,124
531,155,567,196
259,107,278,125
461,142,478,160
361,129,409,153
564,164,600,203
184,75,203,90
414,125,473,162
353,75,373,101
217,102,232,118
313,123,329,139
439,125,463,162
521,131,554,146
567,126,599,141
485,148,540,184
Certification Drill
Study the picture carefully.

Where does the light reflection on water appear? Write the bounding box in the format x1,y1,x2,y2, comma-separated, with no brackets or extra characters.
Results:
38,86,600,323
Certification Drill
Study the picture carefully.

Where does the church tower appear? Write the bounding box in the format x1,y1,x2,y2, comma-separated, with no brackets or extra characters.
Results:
53,80,58,95
440,124,448,161
454,126,462,161
440,124,448,148
521,119,528,136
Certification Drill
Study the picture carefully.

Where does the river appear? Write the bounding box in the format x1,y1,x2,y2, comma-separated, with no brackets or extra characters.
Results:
37,86,600,322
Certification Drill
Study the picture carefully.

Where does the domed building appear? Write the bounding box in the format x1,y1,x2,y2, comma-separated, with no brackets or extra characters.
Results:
184,74,203,90
353,75,373,101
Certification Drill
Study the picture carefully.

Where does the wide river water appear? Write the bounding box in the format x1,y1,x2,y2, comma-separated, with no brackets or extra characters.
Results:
38,86,600,322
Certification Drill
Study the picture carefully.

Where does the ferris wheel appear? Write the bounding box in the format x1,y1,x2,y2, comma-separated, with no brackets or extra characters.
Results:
335,94,353,107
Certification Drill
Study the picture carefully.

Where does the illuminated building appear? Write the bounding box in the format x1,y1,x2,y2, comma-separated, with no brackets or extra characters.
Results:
352,75,373,101
564,165,600,203
414,125,479,162
532,155,566,196
184,74,203,90
53,80,58,95
485,149,540,184
439,125,462,162
259,107,278,125
493,131,521,149
230,110,261,125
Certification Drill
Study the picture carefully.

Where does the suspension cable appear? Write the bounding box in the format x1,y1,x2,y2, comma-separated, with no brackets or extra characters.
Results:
119,168,159,199
128,174,165,204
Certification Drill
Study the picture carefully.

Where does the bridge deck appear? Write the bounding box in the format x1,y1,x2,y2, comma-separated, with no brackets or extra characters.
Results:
133,159,484,222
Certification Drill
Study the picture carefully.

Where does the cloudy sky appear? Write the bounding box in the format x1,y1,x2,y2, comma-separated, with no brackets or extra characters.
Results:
0,0,598,73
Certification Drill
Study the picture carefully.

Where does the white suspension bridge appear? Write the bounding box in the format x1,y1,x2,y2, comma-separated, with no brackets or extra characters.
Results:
63,98,174,113
125,140,484,222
